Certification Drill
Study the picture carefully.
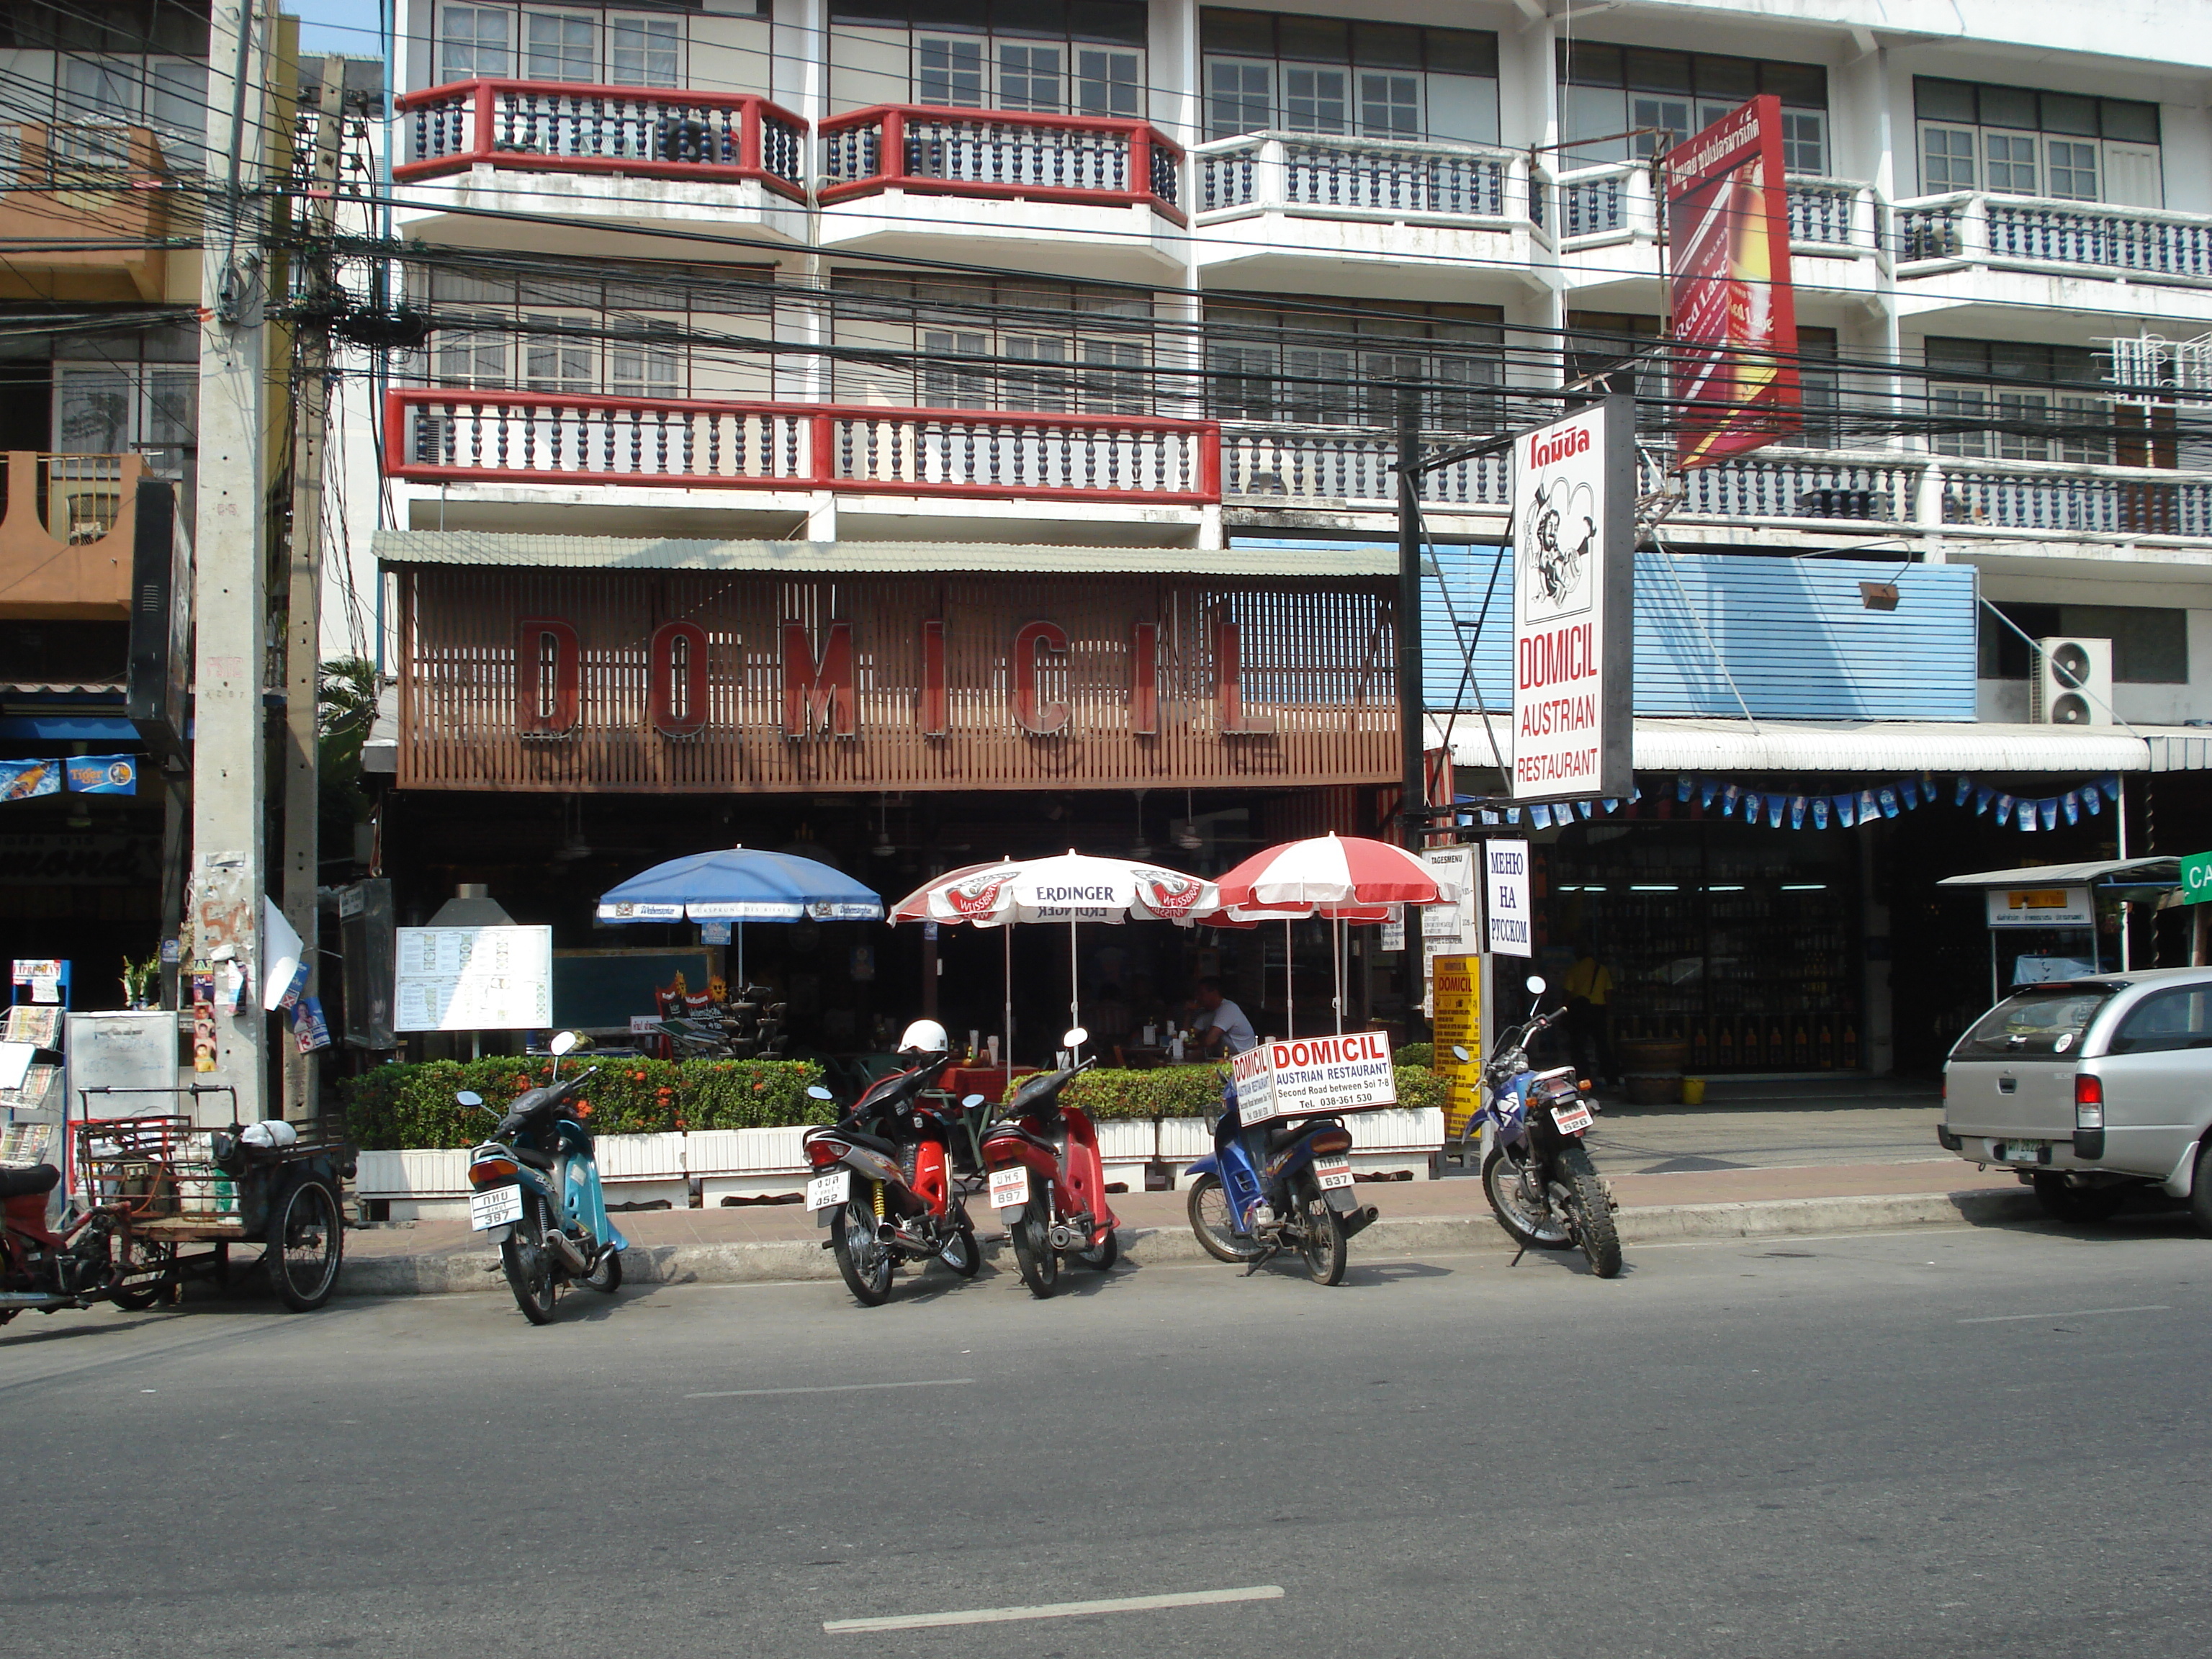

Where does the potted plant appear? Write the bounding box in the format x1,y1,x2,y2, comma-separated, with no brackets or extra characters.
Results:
120,953,160,1011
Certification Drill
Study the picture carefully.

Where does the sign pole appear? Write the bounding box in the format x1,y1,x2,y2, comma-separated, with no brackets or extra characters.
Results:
1397,385,1425,851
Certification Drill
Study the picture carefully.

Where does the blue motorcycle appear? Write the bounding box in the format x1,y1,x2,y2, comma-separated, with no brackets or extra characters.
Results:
462,1031,629,1323
1183,1076,1379,1285
1458,976,1622,1279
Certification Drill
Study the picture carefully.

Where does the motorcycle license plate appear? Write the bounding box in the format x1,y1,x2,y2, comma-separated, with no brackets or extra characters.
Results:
805,1169,852,1212
989,1165,1030,1210
469,1185,523,1231
1313,1155,1354,1191
1550,1102,1595,1136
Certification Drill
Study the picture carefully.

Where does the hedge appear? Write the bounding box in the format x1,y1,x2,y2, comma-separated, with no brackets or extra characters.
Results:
1394,1042,1434,1069
1000,1063,1450,1121
341,1056,827,1151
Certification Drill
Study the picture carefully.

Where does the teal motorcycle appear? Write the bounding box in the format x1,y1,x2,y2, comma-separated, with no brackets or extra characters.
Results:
462,1031,628,1323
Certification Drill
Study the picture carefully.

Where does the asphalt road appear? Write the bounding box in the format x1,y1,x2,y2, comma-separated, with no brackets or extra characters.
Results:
4,1215,2208,1659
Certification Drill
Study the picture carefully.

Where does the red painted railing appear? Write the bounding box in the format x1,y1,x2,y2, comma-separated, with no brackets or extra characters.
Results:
394,78,806,198
818,104,1184,224
385,389,1220,505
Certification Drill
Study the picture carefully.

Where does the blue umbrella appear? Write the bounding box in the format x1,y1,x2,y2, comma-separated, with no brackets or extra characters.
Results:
598,847,883,986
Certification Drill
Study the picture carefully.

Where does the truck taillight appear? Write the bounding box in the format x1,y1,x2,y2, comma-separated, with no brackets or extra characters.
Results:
2074,1074,2104,1130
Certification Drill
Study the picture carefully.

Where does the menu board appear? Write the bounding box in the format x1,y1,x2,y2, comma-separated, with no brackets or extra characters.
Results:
394,926,553,1032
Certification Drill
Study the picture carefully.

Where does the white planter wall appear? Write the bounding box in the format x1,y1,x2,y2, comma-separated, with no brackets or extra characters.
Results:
1161,1107,1443,1187
691,1125,811,1205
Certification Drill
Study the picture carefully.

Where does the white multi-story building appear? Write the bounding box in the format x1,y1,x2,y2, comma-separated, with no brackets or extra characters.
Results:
364,1,2212,1072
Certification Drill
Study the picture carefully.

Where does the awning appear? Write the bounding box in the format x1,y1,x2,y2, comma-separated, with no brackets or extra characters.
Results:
1427,714,2152,775
1936,857,2181,890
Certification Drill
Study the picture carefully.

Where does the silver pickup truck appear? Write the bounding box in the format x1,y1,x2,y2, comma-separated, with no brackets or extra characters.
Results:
1941,967,2212,1230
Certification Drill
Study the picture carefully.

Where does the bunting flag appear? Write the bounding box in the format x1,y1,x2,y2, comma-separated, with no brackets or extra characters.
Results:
1466,772,2121,835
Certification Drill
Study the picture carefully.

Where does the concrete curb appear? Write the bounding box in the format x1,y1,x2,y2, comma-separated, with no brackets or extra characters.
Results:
333,1185,2043,1298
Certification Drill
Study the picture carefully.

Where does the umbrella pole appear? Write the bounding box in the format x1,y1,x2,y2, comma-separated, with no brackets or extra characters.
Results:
1334,916,1345,1035
1068,917,1081,1060
1285,917,1295,1038
1004,923,1013,1089
736,922,744,986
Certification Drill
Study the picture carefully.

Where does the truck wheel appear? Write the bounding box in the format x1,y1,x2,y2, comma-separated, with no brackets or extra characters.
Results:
2190,1142,2212,1238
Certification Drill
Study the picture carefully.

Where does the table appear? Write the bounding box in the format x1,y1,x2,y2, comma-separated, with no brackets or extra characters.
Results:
940,1064,1036,1100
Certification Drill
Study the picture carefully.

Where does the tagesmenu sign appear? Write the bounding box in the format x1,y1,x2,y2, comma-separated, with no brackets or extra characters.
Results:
394,925,553,1032
1231,1033,1398,1127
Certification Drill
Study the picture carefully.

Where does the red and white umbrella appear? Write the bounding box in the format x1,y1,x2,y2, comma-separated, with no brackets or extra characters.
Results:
889,853,1217,1066
1208,834,1460,1034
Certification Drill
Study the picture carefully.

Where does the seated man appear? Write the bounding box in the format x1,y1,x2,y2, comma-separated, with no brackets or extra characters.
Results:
1188,977,1258,1057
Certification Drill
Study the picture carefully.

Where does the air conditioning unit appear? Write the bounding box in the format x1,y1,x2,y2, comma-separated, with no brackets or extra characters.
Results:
2031,637,2114,727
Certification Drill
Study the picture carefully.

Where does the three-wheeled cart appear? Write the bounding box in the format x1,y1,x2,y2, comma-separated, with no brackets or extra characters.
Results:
73,1085,356,1311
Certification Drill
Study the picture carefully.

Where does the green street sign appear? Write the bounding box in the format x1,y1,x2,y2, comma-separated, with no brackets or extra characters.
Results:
2183,850,2212,905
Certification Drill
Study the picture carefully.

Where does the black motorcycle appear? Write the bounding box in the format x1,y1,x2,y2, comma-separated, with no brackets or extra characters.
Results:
1459,975,1622,1278
801,1053,986,1306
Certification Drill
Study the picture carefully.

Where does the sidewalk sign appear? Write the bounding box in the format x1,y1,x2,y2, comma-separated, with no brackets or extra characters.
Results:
1419,846,1478,1015
1230,1032,1397,1127
1431,954,1491,1151
1484,840,1532,958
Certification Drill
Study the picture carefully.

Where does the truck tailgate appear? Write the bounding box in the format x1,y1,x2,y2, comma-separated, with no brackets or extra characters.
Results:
1945,1057,2075,1140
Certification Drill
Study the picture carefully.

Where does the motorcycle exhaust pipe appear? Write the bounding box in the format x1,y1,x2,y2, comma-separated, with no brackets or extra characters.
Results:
1048,1224,1076,1251
1336,1205,1380,1240
543,1230,590,1276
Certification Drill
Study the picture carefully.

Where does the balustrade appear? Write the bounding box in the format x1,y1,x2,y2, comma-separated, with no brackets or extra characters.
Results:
818,105,1182,221
1191,132,1521,224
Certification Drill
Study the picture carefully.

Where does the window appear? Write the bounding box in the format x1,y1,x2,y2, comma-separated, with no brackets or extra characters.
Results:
609,17,679,86
1077,50,1138,119
1954,986,2118,1058
833,274,1156,414
1203,296,1504,429
50,338,199,457
1926,338,2112,465
441,5,512,81
608,337,681,397
525,11,596,81
1203,10,1498,145
1558,44,1826,170
1982,603,2188,684
918,37,985,107
998,43,1063,113
2107,986,2212,1054
1914,78,2159,204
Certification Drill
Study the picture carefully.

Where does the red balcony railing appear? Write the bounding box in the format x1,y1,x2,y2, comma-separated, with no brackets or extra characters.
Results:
819,104,1184,223
394,78,806,198
385,390,1220,505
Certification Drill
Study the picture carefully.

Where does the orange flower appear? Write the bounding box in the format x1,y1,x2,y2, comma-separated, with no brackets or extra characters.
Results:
575,1100,592,1117
752,1081,765,1092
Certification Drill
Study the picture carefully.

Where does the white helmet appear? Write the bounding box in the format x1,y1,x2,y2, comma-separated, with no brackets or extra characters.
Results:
897,1019,949,1055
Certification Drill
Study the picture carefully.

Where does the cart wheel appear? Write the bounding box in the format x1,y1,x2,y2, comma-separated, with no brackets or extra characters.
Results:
109,1233,176,1311
266,1178,343,1312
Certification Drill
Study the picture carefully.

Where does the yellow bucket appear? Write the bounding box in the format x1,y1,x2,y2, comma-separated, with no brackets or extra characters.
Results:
1681,1076,1707,1107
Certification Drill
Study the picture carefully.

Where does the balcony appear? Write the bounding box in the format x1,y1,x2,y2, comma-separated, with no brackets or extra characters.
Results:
392,79,806,248
384,389,1217,507
1894,192,2212,317
1191,132,1547,297
0,453,146,620
0,123,170,301
817,105,1184,279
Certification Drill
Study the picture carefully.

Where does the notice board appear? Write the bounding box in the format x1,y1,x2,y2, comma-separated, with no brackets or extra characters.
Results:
394,925,554,1032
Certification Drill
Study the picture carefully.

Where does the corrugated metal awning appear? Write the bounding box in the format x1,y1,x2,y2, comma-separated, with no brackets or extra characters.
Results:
1427,714,2152,775
373,531,1397,579
1936,857,2179,889
2144,732,2212,772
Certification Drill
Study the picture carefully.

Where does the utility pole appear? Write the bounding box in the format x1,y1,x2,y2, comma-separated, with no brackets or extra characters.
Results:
1395,385,1426,853
189,0,276,1120
279,55,349,1120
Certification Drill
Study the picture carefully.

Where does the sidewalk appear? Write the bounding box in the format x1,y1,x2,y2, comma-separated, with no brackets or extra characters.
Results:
338,1101,2037,1295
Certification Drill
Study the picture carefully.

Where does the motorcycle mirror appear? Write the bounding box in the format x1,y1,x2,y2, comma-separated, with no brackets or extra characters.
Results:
455,1090,483,1108
1062,1026,1088,1048
1525,975,1547,995
961,1093,986,1110
549,1030,580,1056
806,1084,835,1101
1451,1046,1470,1064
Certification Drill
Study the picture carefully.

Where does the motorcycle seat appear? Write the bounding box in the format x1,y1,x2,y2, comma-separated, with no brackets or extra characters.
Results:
0,1162,60,1199
1263,1120,1326,1153
982,1123,1054,1154
833,1126,900,1159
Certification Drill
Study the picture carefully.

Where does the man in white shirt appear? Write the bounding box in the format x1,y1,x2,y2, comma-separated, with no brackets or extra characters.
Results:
1190,978,1257,1056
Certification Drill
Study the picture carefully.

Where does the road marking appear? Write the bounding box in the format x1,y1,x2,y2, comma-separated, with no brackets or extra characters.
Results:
1957,1305,2170,1324
685,1377,974,1400
824,1585,1283,1633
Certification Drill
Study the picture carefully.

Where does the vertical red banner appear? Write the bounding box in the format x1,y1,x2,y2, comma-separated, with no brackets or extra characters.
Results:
920,619,948,736
1665,94,1802,469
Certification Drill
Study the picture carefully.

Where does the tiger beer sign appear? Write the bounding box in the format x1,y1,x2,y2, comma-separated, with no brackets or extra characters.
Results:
1511,395,1634,804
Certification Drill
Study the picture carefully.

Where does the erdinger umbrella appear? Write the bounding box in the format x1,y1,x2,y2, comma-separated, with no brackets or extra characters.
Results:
890,852,1217,1066
598,847,884,979
1208,834,1460,1034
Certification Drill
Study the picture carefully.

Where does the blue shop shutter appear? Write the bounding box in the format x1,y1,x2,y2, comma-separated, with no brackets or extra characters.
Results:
1420,548,1978,721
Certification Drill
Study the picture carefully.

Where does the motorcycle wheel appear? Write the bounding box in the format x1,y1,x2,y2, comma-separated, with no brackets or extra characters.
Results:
1186,1174,1263,1264
582,1245,623,1294
1076,1227,1119,1272
267,1178,345,1313
109,1232,175,1312
1481,1144,1574,1250
1010,1188,1060,1300
1297,1176,1348,1287
830,1195,894,1307
939,1213,983,1280
500,1191,560,1325
1555,1142,1623,1280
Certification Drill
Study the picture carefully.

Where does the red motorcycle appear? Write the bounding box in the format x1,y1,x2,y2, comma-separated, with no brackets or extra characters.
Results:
981,1029,1120,1299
